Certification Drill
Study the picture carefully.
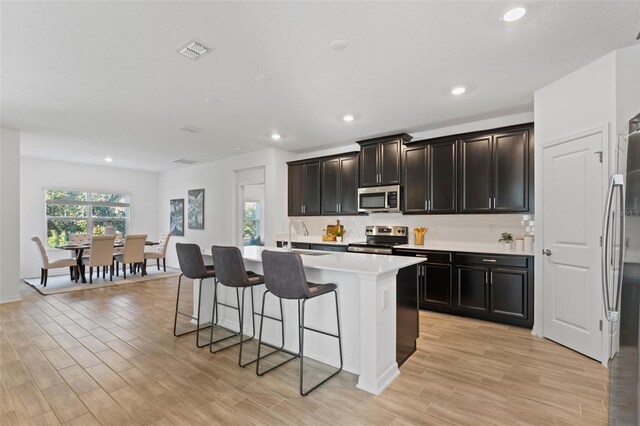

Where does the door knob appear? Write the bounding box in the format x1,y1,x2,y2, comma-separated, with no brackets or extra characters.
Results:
542,249,552,256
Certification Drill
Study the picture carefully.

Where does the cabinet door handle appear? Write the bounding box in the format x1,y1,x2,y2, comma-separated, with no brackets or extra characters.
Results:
428,200,431,211
338,203,341,212
493,197,496,209
485,270,489,284
416,254,428,259
482,259,497,263
490,271,493,284
302,205,305,214
488,198,492,209
424,200,428,210
336,203,339,212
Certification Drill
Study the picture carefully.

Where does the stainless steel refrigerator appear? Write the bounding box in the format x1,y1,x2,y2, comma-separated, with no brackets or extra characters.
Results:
607,113,640,425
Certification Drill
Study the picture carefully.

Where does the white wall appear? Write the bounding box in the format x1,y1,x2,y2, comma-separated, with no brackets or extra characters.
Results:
158,147,295,268
1,129,22,303
20,157,159,278
533,45,639,343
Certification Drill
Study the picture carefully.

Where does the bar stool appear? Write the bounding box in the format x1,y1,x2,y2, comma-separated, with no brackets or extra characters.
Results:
174,243,217,348
209,245,285,367
257,250,343,396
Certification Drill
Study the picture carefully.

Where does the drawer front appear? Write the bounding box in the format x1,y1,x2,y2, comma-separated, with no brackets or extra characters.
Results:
455,253,528,268
394,249,452,264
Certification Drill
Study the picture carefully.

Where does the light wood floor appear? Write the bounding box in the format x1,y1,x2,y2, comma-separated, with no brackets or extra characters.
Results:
1,276,609,425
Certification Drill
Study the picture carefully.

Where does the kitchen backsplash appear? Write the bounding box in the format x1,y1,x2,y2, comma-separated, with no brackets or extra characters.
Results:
288,213,534,245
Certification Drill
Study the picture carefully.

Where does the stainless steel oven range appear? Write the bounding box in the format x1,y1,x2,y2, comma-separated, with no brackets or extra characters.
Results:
347,226,408,254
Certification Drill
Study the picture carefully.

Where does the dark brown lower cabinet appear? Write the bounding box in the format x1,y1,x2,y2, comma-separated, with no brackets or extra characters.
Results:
422,263,452,311
456,265,489,313
454,254,533,328
489,268,528,320
394,249,533,328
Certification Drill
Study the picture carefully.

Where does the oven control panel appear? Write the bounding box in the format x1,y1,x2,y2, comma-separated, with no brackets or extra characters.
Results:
365,226,408,236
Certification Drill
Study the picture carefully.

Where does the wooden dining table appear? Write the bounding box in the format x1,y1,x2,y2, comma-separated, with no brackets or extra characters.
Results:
55,240,158,283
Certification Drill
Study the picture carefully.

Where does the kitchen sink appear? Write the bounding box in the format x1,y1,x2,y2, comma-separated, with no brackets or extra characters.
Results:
291,250,332,256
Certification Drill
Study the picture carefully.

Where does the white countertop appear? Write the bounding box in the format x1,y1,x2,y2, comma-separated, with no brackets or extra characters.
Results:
274,234,534,256
241,245,424,276
394,242,534,256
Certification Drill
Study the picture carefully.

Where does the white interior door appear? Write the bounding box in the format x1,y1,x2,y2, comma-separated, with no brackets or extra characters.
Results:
542,131,604,361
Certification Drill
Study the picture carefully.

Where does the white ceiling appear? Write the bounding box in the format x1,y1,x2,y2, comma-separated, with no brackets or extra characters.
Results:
2,1,638,172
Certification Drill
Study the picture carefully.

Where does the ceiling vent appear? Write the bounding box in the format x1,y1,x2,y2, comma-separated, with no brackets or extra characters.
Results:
176,39,211,60
180,125,203,134
173,158,199,165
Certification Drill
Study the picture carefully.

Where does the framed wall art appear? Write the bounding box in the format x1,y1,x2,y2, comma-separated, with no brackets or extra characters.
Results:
188,189,205,230
169,198,184,236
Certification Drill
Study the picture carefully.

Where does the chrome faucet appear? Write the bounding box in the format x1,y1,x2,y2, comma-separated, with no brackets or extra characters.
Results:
287,219,309,252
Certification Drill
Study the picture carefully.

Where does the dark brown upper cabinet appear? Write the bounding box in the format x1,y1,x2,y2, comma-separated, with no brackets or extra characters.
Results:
459,125,533,213
287,160,320,216
357,134,412,187
403,140,457,214
460,135,493,213
321,153,359,215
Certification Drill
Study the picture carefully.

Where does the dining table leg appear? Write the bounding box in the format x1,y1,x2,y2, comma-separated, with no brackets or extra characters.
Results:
75,248,87,283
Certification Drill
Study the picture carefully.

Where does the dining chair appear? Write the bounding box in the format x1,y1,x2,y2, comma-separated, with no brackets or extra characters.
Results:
31,236,79,286
114,234,147,279
80,235,116,284
70,232,92,258
144,232,172,272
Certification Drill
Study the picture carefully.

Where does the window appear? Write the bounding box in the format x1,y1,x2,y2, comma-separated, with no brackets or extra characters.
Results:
243,201,262,246
45,190,130,246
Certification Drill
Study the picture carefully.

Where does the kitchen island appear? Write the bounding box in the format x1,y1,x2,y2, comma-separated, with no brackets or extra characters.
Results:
197,246,423,395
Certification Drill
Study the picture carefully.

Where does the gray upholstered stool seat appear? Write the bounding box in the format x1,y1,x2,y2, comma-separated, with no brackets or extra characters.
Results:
174,243,217,348
208,245,281,368
256,250,343,396
307,282,337,297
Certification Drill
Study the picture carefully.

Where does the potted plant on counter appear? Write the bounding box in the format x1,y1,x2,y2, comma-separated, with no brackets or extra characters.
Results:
335,229,345,242
499,232,514,250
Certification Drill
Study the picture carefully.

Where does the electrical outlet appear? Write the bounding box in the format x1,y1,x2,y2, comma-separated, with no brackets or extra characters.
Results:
490,223,495,232
382,290,388,309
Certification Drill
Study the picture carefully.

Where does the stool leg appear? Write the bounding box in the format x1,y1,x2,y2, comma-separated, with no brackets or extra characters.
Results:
173,273,194,337
256,292,296,376
299,290,343,396
238,286,259,367
208,281,250,355
195,278,206,348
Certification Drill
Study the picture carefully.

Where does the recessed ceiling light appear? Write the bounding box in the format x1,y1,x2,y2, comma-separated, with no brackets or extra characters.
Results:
343,114,355,122
105,157,113,162
204,97,219,104
256,74,272,83
331,40,348,51
502,7,526,22
451,87,466,95
271,133,281,140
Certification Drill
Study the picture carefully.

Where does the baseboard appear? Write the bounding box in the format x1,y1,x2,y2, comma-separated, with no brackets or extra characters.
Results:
0,294,22,304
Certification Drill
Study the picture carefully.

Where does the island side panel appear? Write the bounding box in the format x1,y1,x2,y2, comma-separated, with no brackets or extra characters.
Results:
356,271,399,395
396,264,419,366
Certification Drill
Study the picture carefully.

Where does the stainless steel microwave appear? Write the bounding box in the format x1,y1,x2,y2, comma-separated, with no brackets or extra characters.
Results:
357,185,401,213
